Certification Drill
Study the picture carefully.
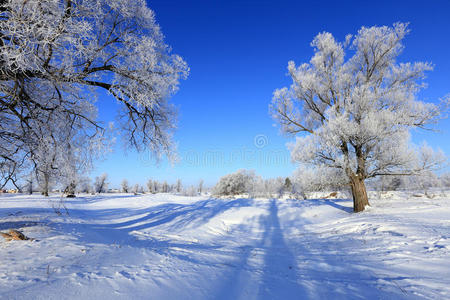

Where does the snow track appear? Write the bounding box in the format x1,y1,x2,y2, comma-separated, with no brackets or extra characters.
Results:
1,193,449,299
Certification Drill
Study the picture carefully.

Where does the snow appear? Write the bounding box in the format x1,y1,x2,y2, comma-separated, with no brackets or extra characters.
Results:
1,192,450,299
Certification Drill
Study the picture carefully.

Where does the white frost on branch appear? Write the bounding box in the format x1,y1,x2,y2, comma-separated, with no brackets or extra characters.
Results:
271,23,446,182
0,0,188,187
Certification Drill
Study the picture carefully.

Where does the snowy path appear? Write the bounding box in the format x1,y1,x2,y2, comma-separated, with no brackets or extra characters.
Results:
1,193,450,299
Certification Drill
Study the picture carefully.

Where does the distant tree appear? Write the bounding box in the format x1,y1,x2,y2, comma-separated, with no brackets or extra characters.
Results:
257,178,271,198
121,179,129,193
63,181,77,197
162,181,169,193
406,171,440,196
132,184,140,195
198,179,204,194
33,136,59,196
24,172,34,195
284,178,293,193
153,181,159,193
263,177,285,198
94,173,108,193
440,173,450,188
292,165,349,198
183,186,197,197
271,23,447,212
77,177,93,194
59,141,94,197
175,179,182,193
374,176,403,192
213,170,257,196
147,179,154,193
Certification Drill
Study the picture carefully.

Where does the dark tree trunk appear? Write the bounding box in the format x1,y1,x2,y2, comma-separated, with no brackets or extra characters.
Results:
43,173,49,197
28,180,33,195
350,174,369,212
65,181,76,196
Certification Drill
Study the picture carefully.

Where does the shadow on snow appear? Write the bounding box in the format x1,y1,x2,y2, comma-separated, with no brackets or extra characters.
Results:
0,196,417,299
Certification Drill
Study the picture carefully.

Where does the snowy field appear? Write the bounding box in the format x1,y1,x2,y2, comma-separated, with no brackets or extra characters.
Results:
1,192,450,299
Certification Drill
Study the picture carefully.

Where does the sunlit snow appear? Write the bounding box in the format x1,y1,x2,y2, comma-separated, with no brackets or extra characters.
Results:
1,192,449,299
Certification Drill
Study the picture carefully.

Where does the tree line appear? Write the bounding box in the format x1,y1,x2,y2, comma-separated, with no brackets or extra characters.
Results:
211,169,450,199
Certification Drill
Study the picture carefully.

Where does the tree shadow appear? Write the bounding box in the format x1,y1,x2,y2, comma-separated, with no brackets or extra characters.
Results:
319,199,353,213
214,199,414,299
96,197,254,231
256,199,307,299
213,226,261,300
214,199,307,300
0,220,41,231
1,197,254,250
0,196,422,299
54,198,255,251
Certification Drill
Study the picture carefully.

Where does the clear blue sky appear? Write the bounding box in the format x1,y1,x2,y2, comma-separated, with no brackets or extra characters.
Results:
93,0,450,188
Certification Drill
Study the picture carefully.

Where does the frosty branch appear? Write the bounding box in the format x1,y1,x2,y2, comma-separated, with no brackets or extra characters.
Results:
0,0,188,189
270,23,447,212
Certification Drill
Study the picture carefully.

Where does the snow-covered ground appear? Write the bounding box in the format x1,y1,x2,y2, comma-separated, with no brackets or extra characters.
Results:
1,191,450,299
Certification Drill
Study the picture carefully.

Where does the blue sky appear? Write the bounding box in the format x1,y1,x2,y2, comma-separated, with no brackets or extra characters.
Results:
93,0,450,188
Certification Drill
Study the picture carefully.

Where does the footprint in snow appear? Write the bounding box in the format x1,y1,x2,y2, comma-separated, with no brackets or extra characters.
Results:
117,270,133,280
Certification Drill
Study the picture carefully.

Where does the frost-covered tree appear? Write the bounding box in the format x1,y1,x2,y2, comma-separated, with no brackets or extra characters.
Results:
153,181,159,193
374,176,403,192
183,185,197,197
30,113,107,196
213,170,258,196
292,165,348,198
0,0,188,188
23,172,34,195
132,183,140,195
284,177,293,194
33,136,59,196
146,179,154,193
76,176,92,194
251,177,269,198
260,177,291,198
175,179,182,193
94,173,108,193
265,177,285,198
121,179,129,193
198,179,204,194
440,173,450,188
405,171,441,196
271,23,446,212
161,181,169,193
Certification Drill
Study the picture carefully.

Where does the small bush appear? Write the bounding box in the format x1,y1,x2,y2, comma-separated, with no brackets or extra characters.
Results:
213,170,257,196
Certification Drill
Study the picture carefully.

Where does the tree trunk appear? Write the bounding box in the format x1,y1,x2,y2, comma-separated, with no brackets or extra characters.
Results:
350,174,369,212
43,173,49,197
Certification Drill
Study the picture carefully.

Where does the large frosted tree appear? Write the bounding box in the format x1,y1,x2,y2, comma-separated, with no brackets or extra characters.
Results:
271,23,445,212
0,0,188,188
